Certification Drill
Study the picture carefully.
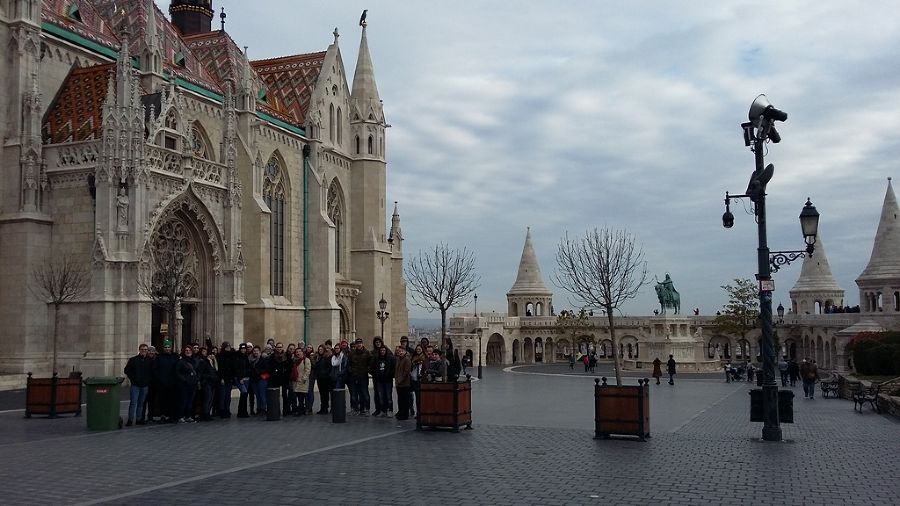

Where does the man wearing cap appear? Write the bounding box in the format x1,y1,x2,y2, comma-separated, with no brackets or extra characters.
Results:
124,343,152,426
348,338,371,415
153,340,179,422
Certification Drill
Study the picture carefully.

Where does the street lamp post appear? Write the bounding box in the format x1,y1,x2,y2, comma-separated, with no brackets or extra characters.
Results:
376,294,389,343
477,328,483,379
474,293,478,317
722,94,819,442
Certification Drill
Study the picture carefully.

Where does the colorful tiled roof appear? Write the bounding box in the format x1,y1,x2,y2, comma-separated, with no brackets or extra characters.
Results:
42,63,114,144
251,52,326,126
41,0,120,52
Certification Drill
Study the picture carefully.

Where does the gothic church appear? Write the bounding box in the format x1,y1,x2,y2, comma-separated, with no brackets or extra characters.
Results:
0,0,408,376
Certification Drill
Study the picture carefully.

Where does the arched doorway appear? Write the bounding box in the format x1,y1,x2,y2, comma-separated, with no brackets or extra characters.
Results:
486,333,504,365
145,204,219,351
707,336,730,359
338,305,352,343
534,337,544,362
523,338,534,363
599,339,613,359
512,339,520,363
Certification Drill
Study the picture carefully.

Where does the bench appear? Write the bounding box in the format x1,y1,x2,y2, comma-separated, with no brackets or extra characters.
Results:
820,376,839,398
852,383,881,413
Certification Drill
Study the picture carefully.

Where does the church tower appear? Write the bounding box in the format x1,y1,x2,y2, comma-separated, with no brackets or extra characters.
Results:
507,228,553,317
389,202,409,339
169,0,213,36
856,178,900,314
788,236,844,314
349,18,393,344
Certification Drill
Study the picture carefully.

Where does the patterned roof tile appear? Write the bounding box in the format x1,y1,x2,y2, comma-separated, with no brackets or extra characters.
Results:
251,51,326,126
42,63,114,144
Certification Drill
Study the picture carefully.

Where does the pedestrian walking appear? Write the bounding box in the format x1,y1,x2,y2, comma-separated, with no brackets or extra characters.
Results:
778,357,789,387
800,358,818,399
666,355,676,385
568,353,576,370
651,357,662,385
788,358,800,387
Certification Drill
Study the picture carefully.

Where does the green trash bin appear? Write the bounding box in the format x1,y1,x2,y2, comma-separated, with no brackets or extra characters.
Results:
83,377,125,430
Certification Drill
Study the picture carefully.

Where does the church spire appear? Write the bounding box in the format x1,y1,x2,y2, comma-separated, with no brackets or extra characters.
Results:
508,227,551,295
858,177,900,282
389,201,403,254
350,18,383,121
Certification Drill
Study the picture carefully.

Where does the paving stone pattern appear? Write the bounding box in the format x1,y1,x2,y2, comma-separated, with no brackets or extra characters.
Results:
1,365,897,505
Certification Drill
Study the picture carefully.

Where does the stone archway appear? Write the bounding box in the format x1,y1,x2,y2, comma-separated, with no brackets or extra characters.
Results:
535,337,544,362
486,333,504,365
512,339,521,363
523,337,534,363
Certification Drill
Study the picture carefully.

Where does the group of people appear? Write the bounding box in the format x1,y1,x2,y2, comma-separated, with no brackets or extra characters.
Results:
123,335,465,426
721,357,821,397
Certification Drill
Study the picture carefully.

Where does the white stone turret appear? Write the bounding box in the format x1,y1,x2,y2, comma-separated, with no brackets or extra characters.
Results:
507,227,553,317
789,236,844,314
856,178,900,313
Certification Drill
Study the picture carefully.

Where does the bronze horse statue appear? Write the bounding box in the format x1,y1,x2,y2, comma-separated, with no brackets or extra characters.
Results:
655,274,680,315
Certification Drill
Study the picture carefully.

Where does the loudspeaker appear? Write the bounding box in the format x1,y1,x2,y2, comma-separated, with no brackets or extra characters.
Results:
749,94,788,125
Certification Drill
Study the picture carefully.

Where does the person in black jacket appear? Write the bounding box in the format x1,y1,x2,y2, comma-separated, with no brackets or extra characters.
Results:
232,344,251,418
267,343,291,416
195,347,218,421
314,345,333,414
216,342,235,417
248,345,269,415
124,343,152,426
372,346,395,417
175,346,199,423
153,340,179,422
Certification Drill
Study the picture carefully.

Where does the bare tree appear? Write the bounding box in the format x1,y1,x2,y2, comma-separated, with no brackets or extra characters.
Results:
406,243,480,350
553,228,649,385
137,228,197,350
30,255,91,374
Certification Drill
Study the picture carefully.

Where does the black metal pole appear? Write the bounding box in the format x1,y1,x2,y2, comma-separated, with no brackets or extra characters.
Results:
477,333,483,379
753,136,781,442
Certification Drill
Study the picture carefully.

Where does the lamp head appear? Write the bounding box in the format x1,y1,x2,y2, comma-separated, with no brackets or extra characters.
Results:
799,198,819,246
749,94,788,126
777,302,785,319
722,210,734,228
378,294,387,311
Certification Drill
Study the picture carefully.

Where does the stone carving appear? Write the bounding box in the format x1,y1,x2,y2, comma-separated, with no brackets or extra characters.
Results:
92,226,109,265
116,186,129,231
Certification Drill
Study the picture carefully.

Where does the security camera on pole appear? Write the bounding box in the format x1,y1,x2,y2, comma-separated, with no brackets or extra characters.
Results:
721,94,819,442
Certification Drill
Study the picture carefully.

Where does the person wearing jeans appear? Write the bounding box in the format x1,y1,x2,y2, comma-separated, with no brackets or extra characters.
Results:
799,358,818,399
248,346,268,415
124,343,152,426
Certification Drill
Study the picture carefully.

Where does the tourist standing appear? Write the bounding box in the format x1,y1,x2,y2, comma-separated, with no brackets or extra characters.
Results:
248,345,268,416
305,344,317,414
175,345,198,423
410,345,425,417
651,357,662,385
267,343,291,416
124,343,152,426
154,340,179,422
195,347,218,421
290,349,310,416
372,346,395,416
348,338,371,415
666,355,676,385
315,345,333,414
394,346,412,420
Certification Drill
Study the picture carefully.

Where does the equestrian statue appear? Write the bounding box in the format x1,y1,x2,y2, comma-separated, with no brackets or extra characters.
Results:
655,273,680,315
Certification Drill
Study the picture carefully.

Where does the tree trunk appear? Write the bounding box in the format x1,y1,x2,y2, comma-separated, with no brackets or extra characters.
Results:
168,307,179,350
606,306,621,386
440,308,447,353
52,303,60,374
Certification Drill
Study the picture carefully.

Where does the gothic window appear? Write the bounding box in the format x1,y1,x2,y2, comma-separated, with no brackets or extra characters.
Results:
165,110,178,130
329,104,335,142
327,180,344,274
263,156,286,296
190,123,211,160
336,107,342,145
367,135,373,154
150,219,198,301
355,135,360,154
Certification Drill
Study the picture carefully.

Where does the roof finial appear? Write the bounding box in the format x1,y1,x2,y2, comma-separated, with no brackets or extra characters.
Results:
220,7,226,31
359,9,368,27
333,27,340,43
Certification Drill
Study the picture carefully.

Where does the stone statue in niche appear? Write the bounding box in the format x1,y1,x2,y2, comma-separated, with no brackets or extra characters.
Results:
116,186,129,231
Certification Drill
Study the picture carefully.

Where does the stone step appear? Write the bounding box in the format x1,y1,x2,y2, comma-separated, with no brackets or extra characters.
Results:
0,374,27,392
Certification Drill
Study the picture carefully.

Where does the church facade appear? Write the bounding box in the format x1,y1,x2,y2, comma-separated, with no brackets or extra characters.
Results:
450,179,900,373
0,0,408,377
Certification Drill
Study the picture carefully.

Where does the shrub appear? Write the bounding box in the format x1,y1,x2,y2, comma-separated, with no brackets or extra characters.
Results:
851,332,900,375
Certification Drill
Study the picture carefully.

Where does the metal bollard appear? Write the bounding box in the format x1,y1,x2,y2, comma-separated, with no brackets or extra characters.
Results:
266,388,281,421
331,388,347,423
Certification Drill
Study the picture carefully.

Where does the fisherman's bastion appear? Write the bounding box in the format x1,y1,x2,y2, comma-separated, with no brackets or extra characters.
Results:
449,180,900,373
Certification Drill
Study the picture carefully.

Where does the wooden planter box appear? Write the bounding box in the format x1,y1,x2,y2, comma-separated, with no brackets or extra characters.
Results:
25,372,83,418
594,377,649,441
417,377,473,432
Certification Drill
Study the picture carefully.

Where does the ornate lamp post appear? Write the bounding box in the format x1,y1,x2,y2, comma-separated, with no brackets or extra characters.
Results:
476,328,483,379
721,94,819,442
376,294,389,342
474,293,478,316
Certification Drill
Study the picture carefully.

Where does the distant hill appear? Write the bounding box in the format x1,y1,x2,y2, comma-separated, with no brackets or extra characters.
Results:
408,318,440,330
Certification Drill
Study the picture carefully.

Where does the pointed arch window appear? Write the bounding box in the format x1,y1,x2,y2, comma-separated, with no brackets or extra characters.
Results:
367,135,373,155
355,135,360,154
263,156,286,296
190,123,211,160
327,180,345,274
329,104,335,142
336,107,342,145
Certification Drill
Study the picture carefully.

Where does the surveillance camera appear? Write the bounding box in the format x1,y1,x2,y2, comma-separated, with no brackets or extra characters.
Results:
722,210,735,229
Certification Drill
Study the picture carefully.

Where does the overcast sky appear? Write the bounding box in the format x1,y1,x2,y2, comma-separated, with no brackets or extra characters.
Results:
163,1,900,319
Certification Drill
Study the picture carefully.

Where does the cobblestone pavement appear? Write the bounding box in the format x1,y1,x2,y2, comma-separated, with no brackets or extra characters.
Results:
2,366,897,505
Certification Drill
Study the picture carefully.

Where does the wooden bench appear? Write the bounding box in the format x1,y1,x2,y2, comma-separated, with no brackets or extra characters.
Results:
820,376,840,398
852,383,881,413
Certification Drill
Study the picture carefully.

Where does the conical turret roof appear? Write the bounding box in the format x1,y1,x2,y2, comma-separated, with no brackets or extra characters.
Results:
351,23,382,112
508,228,551,296
790,236,843,293
857,178,900,282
